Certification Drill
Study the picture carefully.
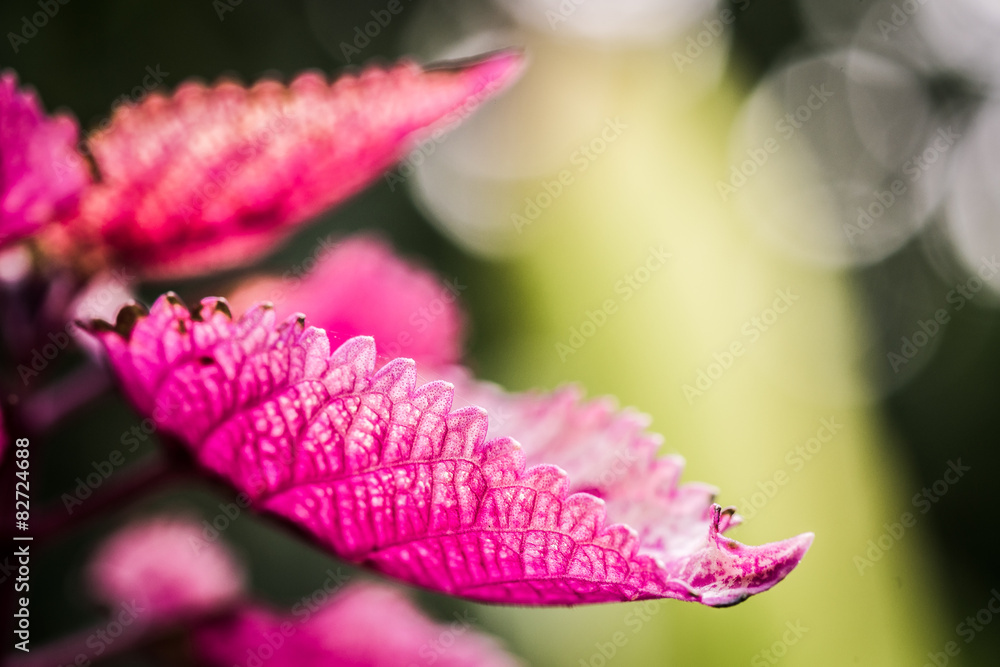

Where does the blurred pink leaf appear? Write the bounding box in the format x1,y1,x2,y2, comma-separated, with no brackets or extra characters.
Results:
59,52,522,278
85,294,812,606
89,516,516,665
88,516,245,622
0,72,89,249
196,583,519,667
228,234,465,367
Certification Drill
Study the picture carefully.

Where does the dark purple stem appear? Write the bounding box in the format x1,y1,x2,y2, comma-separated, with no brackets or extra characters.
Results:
5,605,238,667
6,617,149,667
20,361,112,434
26,456,190,547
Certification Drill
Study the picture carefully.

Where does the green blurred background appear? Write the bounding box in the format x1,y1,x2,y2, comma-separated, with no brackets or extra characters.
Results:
3,0,999,665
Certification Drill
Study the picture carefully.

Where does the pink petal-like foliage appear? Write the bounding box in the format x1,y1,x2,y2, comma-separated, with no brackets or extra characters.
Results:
85,294,812,606
62,52,522,278
228,234,465,367
88,516,245,621
196,583,519,667
440,368,742,570
0,72,89,248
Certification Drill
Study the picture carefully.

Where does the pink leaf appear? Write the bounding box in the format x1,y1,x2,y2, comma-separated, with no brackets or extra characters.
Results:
0,72,89,249
436,368,813,605
89,516,516,666
228,234,465,367
196,583,519,667
441,370,735,569
88,516,245,622
63,52,522,278
85,294,811,606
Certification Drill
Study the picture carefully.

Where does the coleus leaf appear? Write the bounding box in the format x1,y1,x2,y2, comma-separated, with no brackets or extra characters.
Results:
88,516,246,622
227,237,758,589
0,72,88,249
439,369,740,570
196,584,519,667
85,294,812,606
56,52,522,277
225,235,701,550
228,234,465,367
88,516,516,666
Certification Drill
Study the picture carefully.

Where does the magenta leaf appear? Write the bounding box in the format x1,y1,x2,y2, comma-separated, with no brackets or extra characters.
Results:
88,516,516,665
442,371,735,568
436,368,814,605
60,52,522,278
228,234,465,367
196,584,519,667
0,72,89,249
86,294,812,606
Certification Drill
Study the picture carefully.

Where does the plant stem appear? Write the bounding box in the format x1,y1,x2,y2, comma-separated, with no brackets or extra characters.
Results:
20,362,112,435
27,456,189,547
5,607,233,667
6,618,148,667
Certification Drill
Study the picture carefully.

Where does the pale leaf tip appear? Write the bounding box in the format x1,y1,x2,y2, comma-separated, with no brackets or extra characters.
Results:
435,48,527,91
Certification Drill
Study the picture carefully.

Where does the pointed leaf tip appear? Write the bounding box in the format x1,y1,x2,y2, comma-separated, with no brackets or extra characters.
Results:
91,293,813,607
432,49,526,88
60,53,524,278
